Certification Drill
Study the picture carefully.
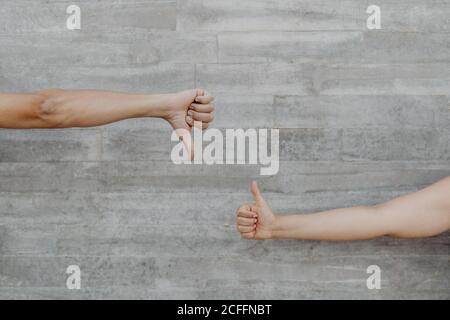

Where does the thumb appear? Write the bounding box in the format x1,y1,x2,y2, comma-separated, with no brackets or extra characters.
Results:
250,180,266,204
175,127,193,161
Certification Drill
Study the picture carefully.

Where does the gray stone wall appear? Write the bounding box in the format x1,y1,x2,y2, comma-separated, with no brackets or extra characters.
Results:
0,0,449,299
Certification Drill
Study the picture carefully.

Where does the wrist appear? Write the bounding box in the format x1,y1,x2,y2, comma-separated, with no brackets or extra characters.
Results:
269,215,292,239
143,93,173,119
267,215,283,240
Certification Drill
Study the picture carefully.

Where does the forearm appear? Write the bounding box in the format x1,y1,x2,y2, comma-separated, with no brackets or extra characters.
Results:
270,206,389,241
270,177,450,240
35,89,173,128
1,89,172,128
238,179,450,242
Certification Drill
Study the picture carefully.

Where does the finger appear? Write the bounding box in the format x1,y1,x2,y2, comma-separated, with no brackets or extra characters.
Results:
186,116,209,129
238,225,256,233
191,120,205,159
237,209,257,218
185,115,194,127
195,95,214,104
195,88,205,97
188,110,214,123
251,180,266,204
237,217,257,226
175,128,193,161
241,231,256,239
190,103,214,113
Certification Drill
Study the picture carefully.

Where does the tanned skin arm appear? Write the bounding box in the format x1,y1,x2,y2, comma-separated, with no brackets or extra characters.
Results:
236,178,450,241
0,88,215,156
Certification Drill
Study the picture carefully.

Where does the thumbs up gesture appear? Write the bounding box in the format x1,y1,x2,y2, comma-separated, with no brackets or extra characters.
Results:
236,181,277,240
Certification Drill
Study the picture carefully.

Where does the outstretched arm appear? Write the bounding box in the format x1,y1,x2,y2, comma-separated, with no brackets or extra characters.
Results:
0,88,214,129
0,88,214,158
236,178,450,241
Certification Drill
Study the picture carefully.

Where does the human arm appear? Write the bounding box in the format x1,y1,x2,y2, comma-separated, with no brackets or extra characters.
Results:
0,88,214,129
236,178,450,241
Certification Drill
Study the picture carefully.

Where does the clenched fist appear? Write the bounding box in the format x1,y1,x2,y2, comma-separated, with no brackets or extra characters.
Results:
163,88,214,159
163,88,214,131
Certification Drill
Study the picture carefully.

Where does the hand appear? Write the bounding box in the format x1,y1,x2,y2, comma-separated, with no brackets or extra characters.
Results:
236,181,277,240
164,88,214,130
163,88,214,159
